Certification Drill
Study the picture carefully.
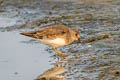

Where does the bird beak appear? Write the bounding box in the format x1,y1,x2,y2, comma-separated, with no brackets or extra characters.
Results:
78,38,81,43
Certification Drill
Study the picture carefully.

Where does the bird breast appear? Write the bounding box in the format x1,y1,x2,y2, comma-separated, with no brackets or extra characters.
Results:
40,38,66,47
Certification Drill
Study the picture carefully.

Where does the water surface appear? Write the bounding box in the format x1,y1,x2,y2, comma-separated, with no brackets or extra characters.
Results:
0,32,52,80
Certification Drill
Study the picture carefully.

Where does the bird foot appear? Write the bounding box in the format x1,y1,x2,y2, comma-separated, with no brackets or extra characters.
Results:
57,53,68,57
53,53,68,57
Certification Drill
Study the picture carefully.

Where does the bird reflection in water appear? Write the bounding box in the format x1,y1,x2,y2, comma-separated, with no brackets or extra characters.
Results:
35,56,68,80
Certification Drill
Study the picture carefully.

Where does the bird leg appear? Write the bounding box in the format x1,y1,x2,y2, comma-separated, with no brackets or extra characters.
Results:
53,47,68,57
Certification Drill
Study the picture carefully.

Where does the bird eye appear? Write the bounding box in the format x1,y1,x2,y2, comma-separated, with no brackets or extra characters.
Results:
62,31,66,34
75,33,78,36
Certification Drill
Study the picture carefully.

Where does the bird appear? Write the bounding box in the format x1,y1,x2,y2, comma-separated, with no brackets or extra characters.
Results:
20,25,80,57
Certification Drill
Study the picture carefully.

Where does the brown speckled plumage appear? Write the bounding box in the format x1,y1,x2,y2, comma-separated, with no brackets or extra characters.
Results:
20,25,80,57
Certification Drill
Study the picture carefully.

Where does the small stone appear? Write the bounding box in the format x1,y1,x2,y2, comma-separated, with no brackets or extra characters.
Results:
14,72,18,75
88,45,92,48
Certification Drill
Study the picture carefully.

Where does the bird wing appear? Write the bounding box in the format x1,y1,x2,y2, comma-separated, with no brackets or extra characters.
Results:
35,25,69,39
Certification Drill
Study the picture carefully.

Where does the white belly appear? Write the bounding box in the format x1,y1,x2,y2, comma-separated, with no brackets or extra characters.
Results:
40,38,66,47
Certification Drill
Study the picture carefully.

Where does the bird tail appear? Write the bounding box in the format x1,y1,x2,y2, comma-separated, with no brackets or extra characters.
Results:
20,32,36,38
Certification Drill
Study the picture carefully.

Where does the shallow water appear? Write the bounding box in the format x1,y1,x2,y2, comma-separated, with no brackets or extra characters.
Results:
0,32,52,80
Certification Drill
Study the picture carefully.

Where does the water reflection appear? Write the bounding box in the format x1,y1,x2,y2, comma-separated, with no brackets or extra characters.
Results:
36,65,67,80
36,56,68,80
